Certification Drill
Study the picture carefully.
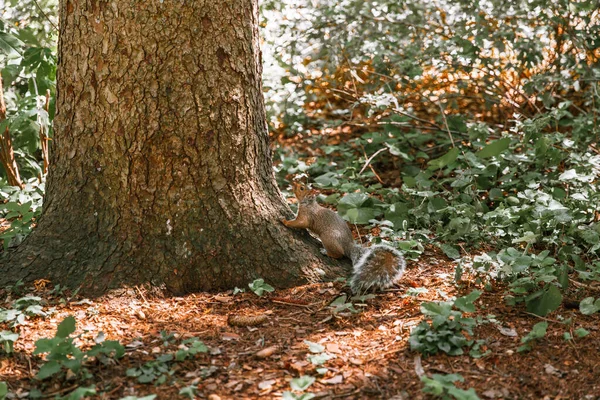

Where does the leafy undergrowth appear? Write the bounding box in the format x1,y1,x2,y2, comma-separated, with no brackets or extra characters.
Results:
1,252,599,400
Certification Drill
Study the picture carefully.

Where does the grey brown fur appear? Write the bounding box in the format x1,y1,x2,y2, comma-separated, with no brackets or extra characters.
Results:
282,182,405,293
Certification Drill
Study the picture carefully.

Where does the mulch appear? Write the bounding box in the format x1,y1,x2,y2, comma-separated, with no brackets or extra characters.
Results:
1,251,599,399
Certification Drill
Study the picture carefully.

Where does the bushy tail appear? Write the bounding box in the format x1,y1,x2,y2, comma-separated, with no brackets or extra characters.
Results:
349,245,406,294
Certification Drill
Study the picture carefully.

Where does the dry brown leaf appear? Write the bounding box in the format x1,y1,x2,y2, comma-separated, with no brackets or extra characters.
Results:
256,346,278,358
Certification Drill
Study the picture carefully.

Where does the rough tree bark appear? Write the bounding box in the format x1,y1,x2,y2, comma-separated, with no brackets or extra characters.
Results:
0,0,347,294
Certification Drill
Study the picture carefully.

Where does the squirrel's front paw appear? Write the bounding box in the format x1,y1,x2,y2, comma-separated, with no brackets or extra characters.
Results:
281,219,289,226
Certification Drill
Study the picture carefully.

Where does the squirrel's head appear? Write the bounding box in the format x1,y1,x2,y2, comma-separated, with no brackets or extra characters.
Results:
292,181,317,202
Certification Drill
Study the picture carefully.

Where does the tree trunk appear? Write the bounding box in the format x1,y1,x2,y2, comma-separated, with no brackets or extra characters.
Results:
0,0,347,294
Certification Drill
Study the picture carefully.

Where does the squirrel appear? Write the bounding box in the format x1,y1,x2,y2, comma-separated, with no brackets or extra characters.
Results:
281,181,405,293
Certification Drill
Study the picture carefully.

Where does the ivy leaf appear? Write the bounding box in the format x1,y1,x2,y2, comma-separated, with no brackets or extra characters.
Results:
290,375,315,391
304,340,325,353
526,285,562,317
454,291,482,313
0,382,7,399
427,148,459,170
574,328,590,338
65,386,96,400
579,297,600,315
338,193,369,208
476,138,511,158
440,244,460,260
344,208,377,224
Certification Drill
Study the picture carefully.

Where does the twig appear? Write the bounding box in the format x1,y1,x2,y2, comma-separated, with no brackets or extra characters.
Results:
39,89,50,175
32,0,59,31
0,75,23,188
522,312,562,324
134,285,149,305
437,101,455,148
358,147,387,176
42,384,79,398
330,389,362,398
271,299,313,308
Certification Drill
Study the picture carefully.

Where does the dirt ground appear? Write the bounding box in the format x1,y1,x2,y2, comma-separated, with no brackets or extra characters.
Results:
1,250,599,400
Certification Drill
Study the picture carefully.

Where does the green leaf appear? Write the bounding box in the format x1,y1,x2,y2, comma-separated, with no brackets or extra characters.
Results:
440,244,460,260
579,297,600,315
36,360,61,380
522,322,548,343
65,386,96,400
338,193,369,208
476,138,511,158
304,340,325,353
33,337,58,354
344,207,377,224
0,381,7,400
574,328,590,338
290,375,315,391
427,148,459,170
56,316,76,338
179,386,198,399
0,32,24,55
454,291,482,313
526,285,562,316
313,173,339,187
308,353,333,365
447,387,481,400
248,278,274,296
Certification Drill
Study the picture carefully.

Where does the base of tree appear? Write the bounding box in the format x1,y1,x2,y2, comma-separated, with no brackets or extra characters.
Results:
0,217,350,297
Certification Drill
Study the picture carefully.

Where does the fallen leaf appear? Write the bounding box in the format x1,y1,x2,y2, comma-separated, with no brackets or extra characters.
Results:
497,325,517,337
258,379,277,390
413,354,424,377
256,346,278,358
222,332,241,341
323,375,343,384
326,343,341,353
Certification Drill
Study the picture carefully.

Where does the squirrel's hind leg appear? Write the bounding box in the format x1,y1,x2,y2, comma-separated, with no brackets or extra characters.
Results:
321,239,345,259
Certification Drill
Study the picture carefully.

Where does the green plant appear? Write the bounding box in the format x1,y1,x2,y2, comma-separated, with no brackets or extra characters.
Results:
159,330,176,346
127,334,210,385
328,294,359,314
421,373,480,400
179,385,199,399
126,354,175,385
518,322,548,352
579,297,600,315
304,340,334,368
33,316,125,380
0,331,18,354
409,291,481,356
175,337,208,361
0,295,49,327
61,386,97,400
0,181,44,249
282,376,316,400
0,381,7,400
248,278,275,296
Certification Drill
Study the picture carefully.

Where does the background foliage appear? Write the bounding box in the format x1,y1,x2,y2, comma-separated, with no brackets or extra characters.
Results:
0,0,57,247
262,0,600,318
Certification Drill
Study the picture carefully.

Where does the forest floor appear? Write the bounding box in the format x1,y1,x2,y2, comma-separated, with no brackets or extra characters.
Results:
1,247,599,400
